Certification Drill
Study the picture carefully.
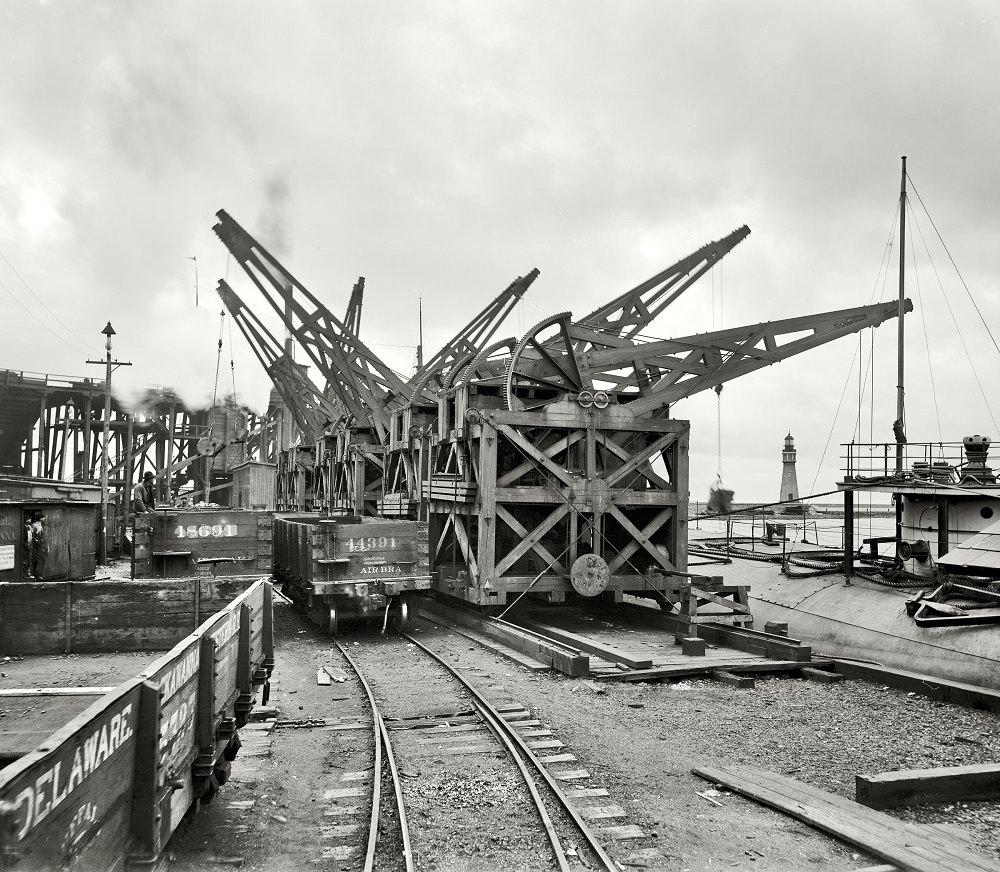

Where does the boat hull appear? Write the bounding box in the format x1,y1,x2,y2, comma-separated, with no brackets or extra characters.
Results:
709,556,1000,690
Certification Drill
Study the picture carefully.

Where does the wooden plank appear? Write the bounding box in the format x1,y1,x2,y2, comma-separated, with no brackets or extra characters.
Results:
415,731,489,745
711,670,755,689
693,764,1000,872
505,618,653,669
417,600,587,676
579,805,627,820
564,787,609,798
800,666,845,684
552,769,590,781
696,621,812,662
857,762,1000,809
833,659,1000,714
592,659,828,682
597,825,645,840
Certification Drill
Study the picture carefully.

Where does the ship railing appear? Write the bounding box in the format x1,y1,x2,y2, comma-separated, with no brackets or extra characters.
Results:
841,440,972,482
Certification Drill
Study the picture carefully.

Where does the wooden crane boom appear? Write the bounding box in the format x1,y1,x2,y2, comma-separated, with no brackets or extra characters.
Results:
214,210,410,441
216,280,343,443
577,225,750,339
505,298,912,415
401,269,539,407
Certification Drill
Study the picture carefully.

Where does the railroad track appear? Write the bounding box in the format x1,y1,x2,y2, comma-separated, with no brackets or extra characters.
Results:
323,628,621,871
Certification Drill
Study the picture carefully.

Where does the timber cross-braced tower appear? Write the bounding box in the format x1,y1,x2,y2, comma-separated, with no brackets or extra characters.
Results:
213,212,910,616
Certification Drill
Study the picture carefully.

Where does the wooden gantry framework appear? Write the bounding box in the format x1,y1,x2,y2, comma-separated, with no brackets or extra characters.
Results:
214,214,909,607
0,369,270,548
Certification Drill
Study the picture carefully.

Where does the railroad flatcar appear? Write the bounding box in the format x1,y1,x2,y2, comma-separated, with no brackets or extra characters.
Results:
273,515,431,633
0,576,273,870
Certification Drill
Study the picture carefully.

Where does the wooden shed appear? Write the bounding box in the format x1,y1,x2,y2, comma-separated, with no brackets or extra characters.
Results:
231,460,276,510
0,500,99,583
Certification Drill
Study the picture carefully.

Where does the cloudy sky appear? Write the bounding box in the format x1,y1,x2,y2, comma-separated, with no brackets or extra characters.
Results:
2,1,998,502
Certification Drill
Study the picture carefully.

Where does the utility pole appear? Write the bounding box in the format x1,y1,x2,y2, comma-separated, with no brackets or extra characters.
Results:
87,322,132,564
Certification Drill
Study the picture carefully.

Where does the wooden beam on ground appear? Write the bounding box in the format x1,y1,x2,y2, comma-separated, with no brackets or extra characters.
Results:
416,598,588,676
799,666,845,684
833,659,1000,714
857,762,1000,809
711,670,755,689
692,764,1000,872
503,617,653,669
590,659,834,683
696,621,813,662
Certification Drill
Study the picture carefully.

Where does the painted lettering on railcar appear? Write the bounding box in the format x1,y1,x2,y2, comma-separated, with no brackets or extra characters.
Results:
173,524,238,539
1,692,138,845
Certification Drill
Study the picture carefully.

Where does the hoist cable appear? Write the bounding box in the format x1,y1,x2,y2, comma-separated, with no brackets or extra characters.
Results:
228,313,238,405
715,386,723,480
813,203,896,495
211,309,225,409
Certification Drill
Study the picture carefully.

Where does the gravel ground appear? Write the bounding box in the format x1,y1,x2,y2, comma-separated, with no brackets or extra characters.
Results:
6,596,1000,871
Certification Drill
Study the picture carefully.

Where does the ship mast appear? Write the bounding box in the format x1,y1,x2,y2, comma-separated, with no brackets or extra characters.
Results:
895,155,907,473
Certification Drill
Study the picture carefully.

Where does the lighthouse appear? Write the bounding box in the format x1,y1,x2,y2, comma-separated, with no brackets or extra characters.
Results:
779,433,800,504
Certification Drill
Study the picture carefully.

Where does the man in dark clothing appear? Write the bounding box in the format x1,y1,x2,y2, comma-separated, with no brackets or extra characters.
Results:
22,516,34,579
133,471,157,513
30,514,47,579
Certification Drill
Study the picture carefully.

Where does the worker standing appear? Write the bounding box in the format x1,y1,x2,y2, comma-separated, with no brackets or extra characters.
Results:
133,471,157,513
22,516,34,580
30,513,47,579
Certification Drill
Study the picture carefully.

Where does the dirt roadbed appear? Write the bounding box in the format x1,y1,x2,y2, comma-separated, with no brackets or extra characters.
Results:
25,600,996,871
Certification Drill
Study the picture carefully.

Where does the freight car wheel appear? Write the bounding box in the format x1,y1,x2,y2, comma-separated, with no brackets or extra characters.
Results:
328,605,339,636
390,594,411,631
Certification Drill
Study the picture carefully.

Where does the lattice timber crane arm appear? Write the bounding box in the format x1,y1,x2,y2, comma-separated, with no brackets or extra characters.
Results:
505,298,912,414
216,279,344,443
497,227,752,408
213,210,410,441
344,277,364,336
576,225,750,340
401,268,539,408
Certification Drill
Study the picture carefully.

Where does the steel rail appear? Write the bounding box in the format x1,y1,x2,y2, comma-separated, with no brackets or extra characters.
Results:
402,631,618,872
335,643,414,872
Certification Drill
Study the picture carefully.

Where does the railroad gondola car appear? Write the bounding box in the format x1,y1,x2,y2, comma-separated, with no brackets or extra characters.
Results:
0,576,273,870
273,515,431,633
132,507,273,578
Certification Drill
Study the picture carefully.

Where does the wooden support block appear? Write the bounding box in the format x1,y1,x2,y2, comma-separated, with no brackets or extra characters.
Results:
712,670,755,689
317,668,331,686
693,764,1000,872
856,762,1000,809
681,637,706,657
764,621,789,636
800,666,845,684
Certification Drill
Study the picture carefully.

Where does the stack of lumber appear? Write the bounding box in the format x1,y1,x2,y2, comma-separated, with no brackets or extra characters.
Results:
422,474,477,503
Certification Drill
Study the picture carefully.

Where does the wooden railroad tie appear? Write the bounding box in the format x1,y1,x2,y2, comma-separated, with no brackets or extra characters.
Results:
857,762,1000,809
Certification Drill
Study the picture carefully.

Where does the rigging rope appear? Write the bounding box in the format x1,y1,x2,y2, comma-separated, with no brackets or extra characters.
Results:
908,175,1000,360
228,312,238,405
906,194,999,435
211,309,225,409
906,208,943,442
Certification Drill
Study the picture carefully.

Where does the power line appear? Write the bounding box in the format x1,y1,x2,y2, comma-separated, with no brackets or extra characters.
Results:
0,247,96,356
